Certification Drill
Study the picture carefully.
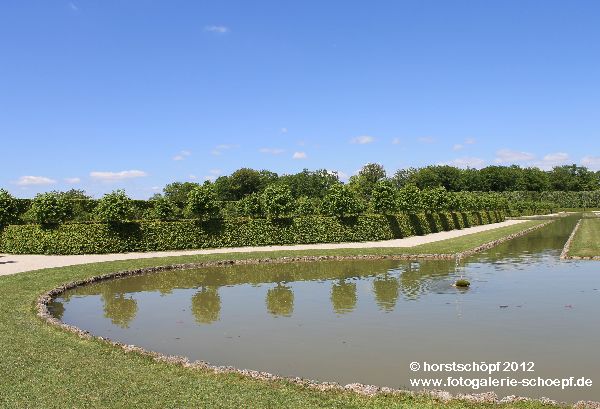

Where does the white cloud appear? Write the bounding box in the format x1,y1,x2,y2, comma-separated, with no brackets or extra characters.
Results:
494,149,535,164
417,136,435,144
211,144,239,156
259,148,285,155
582,156,600,170
465,138,476,145
453,144,464,151
90,170,148,182
172,150,192,161
392,138,401,145
280,127,288,133
189,174,198,180
292,151,307,159
64,177,81,184
442,157,486,169
204,25,229,34
14,176,57,186
68,2,78,11
350,135,375,144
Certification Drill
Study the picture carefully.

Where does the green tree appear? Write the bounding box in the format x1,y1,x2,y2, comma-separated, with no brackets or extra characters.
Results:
191,287,221,324
29,192,70,225
162,182,201,205
397,184,422,212
278,169,339,198
330,280,357,314
261,184,294,218
266,284,294,317
369,181,398,214
348,163,387,199
186,184,219,219
94,190,135,223
321,184,364,217
149,196,178,220
0,189,19,227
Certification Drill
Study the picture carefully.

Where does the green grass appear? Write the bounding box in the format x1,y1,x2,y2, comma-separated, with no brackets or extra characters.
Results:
568,218,600,257
0,220,562,408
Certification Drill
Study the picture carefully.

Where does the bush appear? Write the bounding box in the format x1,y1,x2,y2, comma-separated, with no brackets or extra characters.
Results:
238,193,263,217
0,210,507,255
370,181,398,214
29,192,70,225
94,190,135,223
0,189,19,227
149,196,178,221
261,184,294,218
397,184,422,212
186,184,219,219
295,196,320,216
321,184,364,217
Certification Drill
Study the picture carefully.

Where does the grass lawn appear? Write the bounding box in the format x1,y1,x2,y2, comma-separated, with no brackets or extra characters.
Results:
0,220,562,408
568,217,600,258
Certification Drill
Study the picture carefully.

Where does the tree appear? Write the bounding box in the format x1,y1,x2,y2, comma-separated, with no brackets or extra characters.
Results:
369,181,398,214
162,182,201,205
397,184,422,212
261,184,294,218
266,284,294,316
0,189,19,227
392,168,417,189
95,190,135,223
213,168,277,201
149,196,178,221
348,163,386,199
186,184,219,219
54,189,91,200
29,192,70,225
278,169,340,198
321,184,364,217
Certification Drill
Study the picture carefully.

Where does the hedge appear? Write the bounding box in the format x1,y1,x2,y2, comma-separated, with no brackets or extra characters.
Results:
0,211,507,255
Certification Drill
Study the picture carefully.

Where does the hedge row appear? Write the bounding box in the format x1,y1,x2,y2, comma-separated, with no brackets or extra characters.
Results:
0,211,507,255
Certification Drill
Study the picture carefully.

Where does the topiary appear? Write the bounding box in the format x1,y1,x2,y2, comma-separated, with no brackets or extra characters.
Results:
94,190,135,223
321,184,365,217
261,184,294,218
186,184,219,219
149,196,178,221
29,192,70,225
0,189,19,227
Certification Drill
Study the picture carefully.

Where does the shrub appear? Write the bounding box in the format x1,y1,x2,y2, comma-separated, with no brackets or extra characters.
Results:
29,192,70,225
186,184,219,219
397,184,422,212
0,189,19,227
295,196,320,216
261,184,294,218
370,181,398,214
238,193,263,217
95,190,135,223
149,196,178,221
321,184,365,217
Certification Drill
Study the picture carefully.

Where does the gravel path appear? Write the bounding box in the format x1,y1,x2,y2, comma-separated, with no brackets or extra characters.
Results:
0,219,529,276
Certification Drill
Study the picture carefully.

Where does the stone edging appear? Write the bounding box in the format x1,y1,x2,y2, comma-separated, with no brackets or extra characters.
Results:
455,220,553,260
560,220,582,260
37,219,600,409
560,219,600,261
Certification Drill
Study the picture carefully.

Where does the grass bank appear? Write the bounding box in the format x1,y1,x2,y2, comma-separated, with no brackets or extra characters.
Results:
0,220,566,408
567,217,600,258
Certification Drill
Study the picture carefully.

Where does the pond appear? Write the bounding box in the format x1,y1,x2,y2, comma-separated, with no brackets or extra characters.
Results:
50,216,600,402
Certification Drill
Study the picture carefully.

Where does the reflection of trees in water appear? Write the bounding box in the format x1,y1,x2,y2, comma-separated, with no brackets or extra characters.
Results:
102,293,138,328
48,300,65,320
331,280,357,314
191,287,221,324
398,260,456,300
266,284,294,317
372,274,399,312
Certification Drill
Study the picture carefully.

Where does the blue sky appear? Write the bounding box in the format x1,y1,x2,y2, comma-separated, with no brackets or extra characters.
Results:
2,1,600,198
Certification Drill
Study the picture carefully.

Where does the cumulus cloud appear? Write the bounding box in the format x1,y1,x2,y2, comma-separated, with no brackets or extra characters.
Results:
391,138,401,145
582,155,600,170
292,151,307,159
494,149,535,164
442,157,486,169
259,148,285,155
14,176,57,186
453,144,464,151
90,170,147,182
211,144,239,156
189,174,198,180
64,177,81,184
204,25,229,34
172,150,192,161
350,135,375,144
280,127,288,133
417,136,435,144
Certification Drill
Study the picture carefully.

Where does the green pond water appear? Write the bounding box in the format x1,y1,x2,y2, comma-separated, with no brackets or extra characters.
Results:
50,217,600,402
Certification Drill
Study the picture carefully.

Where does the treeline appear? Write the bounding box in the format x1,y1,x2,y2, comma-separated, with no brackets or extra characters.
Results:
1,163,598,226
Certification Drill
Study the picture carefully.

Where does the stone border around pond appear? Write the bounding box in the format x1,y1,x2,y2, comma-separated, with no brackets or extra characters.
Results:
37,219,600,409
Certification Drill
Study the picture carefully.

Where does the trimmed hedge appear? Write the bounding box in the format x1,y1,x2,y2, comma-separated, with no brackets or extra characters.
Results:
0,211,506,255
